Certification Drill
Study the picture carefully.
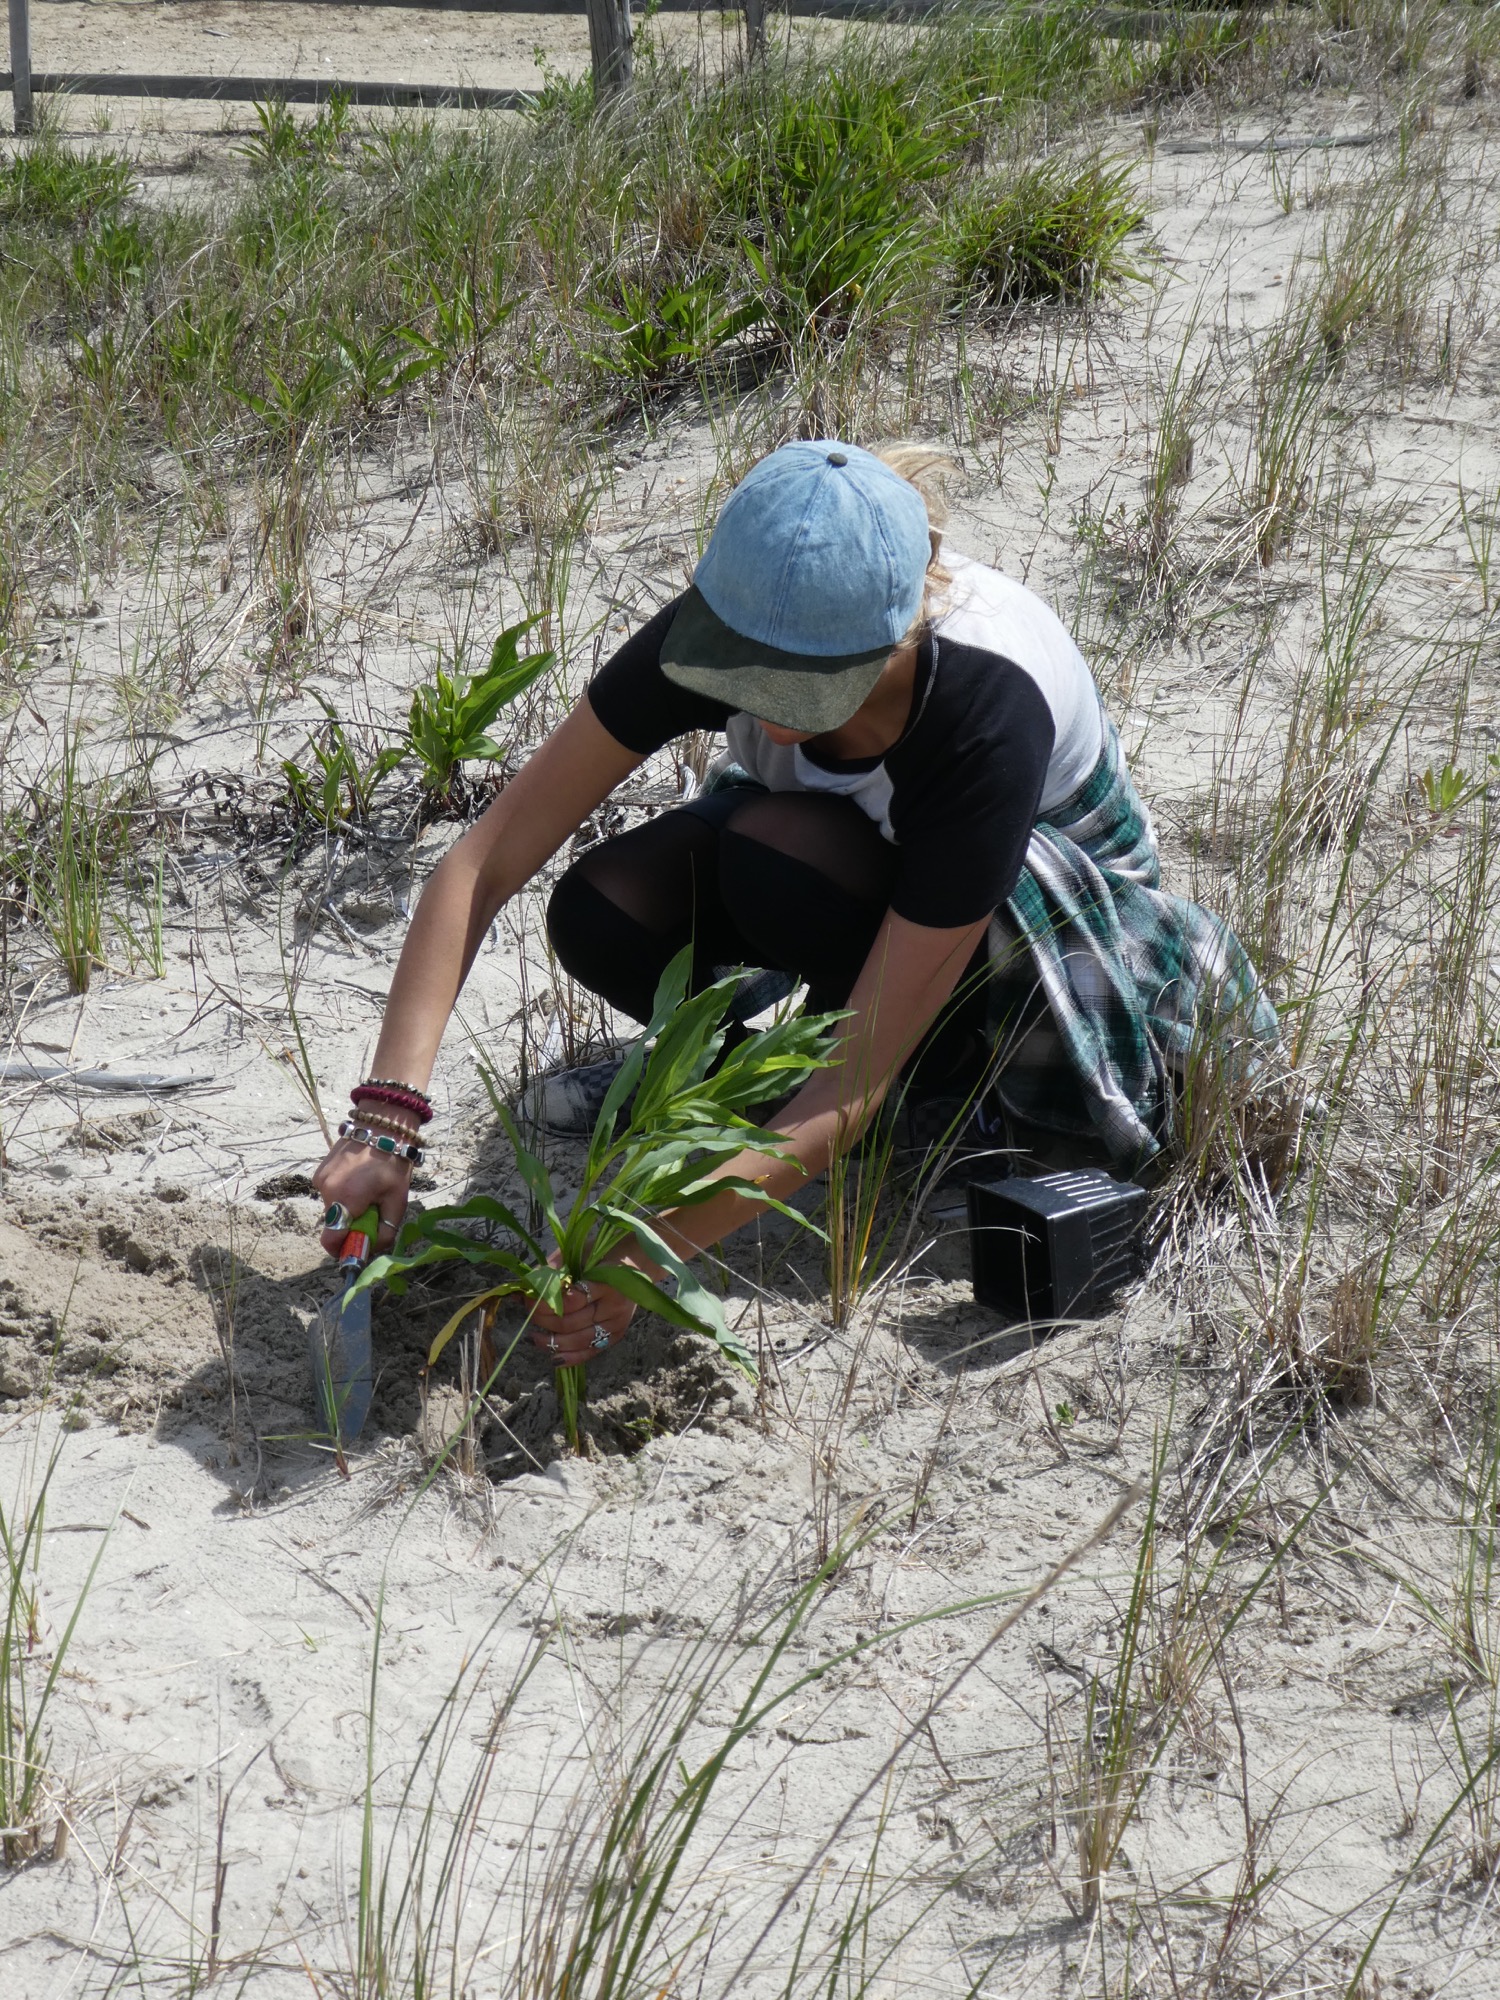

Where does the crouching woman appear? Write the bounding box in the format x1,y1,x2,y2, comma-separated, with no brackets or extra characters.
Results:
313,442,1276,1364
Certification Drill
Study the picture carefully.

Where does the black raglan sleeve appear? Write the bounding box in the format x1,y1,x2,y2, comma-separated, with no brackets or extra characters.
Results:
586,596,735,755
886,653,1055,928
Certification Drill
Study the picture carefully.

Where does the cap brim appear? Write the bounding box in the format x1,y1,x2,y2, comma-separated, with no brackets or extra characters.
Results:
659,588,891,734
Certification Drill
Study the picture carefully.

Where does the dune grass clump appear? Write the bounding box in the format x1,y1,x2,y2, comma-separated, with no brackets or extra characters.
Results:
0,136,133,230
709,74,968,345
950,155,1148,309
3,723,164,993
0,16,1148,646
1,1421,109,1867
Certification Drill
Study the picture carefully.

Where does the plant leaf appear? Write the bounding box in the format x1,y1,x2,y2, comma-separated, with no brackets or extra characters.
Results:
426,1284,520,1368
612,1215,758,1380
579,1258,724,1339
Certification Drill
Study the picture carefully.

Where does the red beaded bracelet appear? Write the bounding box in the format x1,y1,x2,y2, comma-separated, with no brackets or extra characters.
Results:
356,1076,433,1109
359,1075,434,1108
351,1082,433,1125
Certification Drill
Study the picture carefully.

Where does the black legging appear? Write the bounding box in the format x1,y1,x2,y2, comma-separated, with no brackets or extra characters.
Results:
546,790,989,1089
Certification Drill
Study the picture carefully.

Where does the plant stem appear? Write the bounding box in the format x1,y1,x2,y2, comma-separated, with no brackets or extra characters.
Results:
557,1361,585,1453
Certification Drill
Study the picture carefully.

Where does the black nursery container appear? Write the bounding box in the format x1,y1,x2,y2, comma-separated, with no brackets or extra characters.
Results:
966,1169,1148,1321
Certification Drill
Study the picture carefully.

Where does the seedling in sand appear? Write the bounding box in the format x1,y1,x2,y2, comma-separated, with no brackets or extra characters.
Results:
363,950,838,1451
1417,761,1472,817
332,321,443,417
2,1416,110,1866
281,700,388,829
1457,474,1498,614
385,618,555,803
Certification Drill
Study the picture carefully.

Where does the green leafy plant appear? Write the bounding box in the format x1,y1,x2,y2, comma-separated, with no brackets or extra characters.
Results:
582,274,756,386
236,99,304,172
332,322,442,416
160,296,240,391
1418,762,1472,816
950,156,1148,309
0,140,131,229
362,950,838,1451
386,618,554,799
717,78,961,344
236,94,352,174
403,268,515,382
281,700,388,828
65,215,151,311
235,347,348,448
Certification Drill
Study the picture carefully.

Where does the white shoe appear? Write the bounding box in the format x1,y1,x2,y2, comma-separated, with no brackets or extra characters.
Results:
523,1058,631,1138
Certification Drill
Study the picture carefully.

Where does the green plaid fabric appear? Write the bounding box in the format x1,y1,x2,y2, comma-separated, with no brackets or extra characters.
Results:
988,716,1279,1168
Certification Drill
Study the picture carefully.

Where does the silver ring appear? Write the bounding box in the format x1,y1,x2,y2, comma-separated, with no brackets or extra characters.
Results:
546,1336,559,1353
591,1327,611,1350
323,1202,351,1232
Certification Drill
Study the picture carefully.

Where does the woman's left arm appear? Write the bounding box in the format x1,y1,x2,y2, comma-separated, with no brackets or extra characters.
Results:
538,910,991,1355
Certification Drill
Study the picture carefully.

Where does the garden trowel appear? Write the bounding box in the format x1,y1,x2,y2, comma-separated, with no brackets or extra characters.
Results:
310,1206,379,1445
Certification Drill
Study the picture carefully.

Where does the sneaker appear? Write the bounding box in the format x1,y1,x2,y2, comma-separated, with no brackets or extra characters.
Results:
523,1057,632,1138
874,1086,1016,1185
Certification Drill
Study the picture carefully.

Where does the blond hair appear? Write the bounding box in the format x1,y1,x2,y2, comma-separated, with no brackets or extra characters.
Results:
874,442,959,633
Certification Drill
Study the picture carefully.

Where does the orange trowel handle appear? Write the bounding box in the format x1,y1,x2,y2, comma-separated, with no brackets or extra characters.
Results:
337,1207,382,1273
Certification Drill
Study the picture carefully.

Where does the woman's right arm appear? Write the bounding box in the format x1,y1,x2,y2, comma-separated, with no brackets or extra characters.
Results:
313,698,643,1248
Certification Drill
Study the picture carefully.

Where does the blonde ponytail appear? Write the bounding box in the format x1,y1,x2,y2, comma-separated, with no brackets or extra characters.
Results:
875,442,959,631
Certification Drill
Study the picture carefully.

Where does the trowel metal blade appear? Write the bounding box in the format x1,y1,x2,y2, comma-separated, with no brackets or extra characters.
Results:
311,1281,374,1445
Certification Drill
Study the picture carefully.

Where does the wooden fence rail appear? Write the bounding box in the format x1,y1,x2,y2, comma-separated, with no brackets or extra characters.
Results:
3,0,911,129
3,0,1236,136
3,71,535,115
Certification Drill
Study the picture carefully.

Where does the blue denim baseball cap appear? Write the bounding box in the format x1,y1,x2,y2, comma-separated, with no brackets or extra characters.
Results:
659,441,931,733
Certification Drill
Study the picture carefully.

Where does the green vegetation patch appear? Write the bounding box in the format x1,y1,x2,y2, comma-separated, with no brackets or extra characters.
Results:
0,139,133,231
951,156,1149,308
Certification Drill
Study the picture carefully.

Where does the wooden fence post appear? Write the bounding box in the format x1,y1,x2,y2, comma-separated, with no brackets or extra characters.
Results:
744,0,767,60
583,0,632,101
8,0,33,135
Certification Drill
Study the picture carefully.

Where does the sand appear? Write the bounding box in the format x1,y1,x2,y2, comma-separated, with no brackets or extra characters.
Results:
2,17,1500,1994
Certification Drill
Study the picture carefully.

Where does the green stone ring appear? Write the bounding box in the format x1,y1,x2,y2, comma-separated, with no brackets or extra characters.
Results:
324,1202,352,1232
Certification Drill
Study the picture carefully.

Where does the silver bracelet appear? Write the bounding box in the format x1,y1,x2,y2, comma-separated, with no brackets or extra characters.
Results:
338,1120,425,1167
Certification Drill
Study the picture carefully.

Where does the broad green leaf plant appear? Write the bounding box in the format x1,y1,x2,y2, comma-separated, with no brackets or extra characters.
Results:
387,618,554,798
360,950,840,1450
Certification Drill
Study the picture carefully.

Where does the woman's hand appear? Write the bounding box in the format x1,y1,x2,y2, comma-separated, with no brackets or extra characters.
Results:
311,1137,413,1258
529,1261,637,1367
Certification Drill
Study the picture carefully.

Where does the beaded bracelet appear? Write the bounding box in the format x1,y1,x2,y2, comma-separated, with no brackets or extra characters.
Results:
360,1076,433,1106
351,1082,433,1126
355,1108,422,1138
338,1120,426,1167
353,1077,432,1106
352,1087,431,1121
355,1075,432,1107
